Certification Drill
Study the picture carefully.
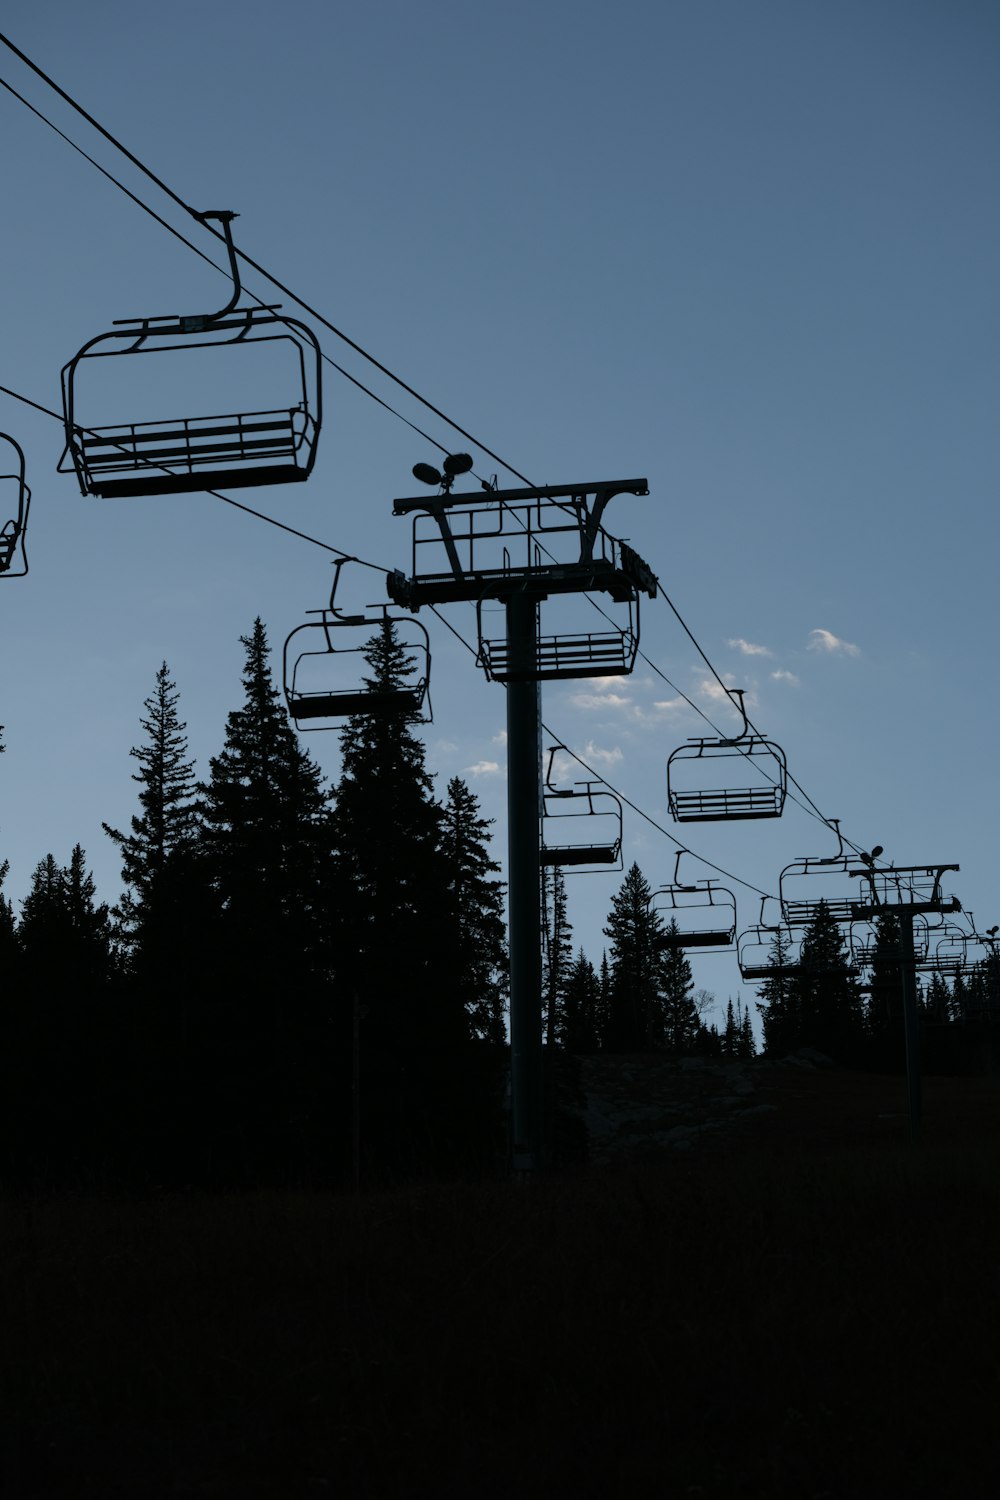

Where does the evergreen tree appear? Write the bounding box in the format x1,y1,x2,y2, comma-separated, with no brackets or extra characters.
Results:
596,950,612,1050
0,858,15,971
950,968,970,1025
737,997,756,1059
866,910,903,1049
561,949,601,1051
200,619,331,960
659,920,701,1055
603,864,661,1049
602,864,699,1051
795,901,865,1061
103,662,201,968
196,620,335,1182
756,926,800,1055
542,864,573,1048
11,847,116,1180
439,776,507,1046
329,619,488,1176
722,997,738,1056
329,618,457,1049
922,969,951,1026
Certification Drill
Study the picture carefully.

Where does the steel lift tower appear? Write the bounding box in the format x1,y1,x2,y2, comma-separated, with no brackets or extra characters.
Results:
389,469,656,1171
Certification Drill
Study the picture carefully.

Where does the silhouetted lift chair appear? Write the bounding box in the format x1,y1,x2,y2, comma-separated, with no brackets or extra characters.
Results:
667,689,787,822
736,902,799,980
539,745,624,874
650,853,737,952
283,562,431,730
779,820,860,926
60,211,322,498
0,432,29,577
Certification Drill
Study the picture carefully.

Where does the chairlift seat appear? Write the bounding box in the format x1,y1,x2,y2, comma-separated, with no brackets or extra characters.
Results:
61,210,322,502
659,927,735,949
75,407,312,498
669,784,784,822
541,844,619,867
480,630,634,683
667,727,787,825
782,896,857,926
289,687,423,721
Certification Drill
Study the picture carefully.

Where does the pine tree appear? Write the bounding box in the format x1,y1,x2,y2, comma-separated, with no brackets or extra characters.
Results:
866,910,902,1048
196,620,335,1182
561,949,601,1051
603,864,673,1051
0,858,15,970
659,919,701,1055
756,925,800,1055
439,776,507,1046
922,968,952,1025
542,864,573,1048
328,619,486,1175
737,998,756,1058
103,662,201,968
723,997,738,1056
200,619,331,970
329,618,457,1049
795,901,865,1061
596,951,612,1050
12,847,116,1180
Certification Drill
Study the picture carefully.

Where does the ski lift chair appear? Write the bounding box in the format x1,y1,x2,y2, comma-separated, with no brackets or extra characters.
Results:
779,821,860,926
736,925,787,980
0,433,29,577
539,745,624,873
60,212,322,498
650,854,737,952
283,562,431,729
667,690,787,822
850,915,931,969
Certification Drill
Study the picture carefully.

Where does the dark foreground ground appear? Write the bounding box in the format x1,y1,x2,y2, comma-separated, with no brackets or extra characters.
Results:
4,1062,1000,1498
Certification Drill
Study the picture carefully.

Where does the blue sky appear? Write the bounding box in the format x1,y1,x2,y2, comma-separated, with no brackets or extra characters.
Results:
1,1,996,1028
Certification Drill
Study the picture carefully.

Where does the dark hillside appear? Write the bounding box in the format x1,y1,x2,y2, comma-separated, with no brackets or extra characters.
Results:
4,1060,1000,1498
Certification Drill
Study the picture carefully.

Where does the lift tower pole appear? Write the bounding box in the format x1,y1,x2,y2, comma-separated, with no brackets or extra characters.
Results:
851,862,960,1143
505,594,543,1171
389,474,656,1173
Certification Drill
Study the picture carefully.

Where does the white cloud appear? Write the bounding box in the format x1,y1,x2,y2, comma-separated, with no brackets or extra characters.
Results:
728,637,772,657
583,740,624,768
770,669,800,686
491,730,507,746
570,690,631,711
652,696,687,713
697,679,742,705
808,628,860,657
465,759,503,777
433,738,458,754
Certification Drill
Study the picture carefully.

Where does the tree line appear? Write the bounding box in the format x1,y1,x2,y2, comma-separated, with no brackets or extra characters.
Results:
3,619,995,1187
0,620,509,1188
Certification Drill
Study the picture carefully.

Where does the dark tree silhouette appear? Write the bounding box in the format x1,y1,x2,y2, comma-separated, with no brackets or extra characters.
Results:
7,847,116,1181
561,949,601,1052
659,920,701,1055
756,925,800,1055
603,864,675,1051
103,662,201,971
328,620,492,1176
795,902,864,1061
542,864,573,1048
196,619,335,1181
439,776,508,1047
